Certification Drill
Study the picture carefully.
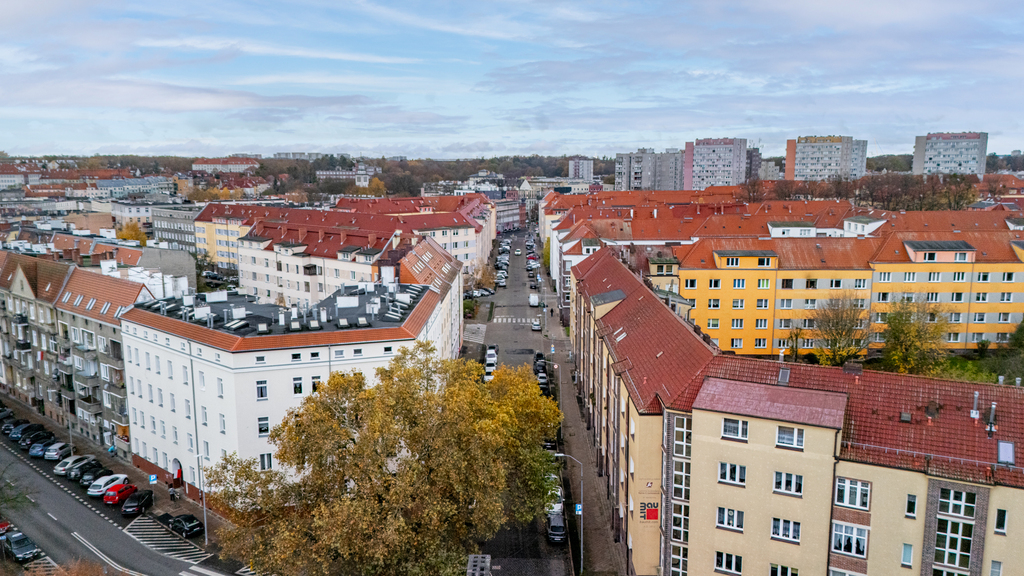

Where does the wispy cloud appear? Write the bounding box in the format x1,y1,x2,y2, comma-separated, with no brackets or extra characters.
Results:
136,37,420,64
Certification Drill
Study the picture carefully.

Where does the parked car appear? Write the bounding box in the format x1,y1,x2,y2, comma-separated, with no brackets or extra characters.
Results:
529,282,538,290
532,319,541,331
497,278,506,288
514,249,522,256
2,532,43,562
168,514,205,538
0,408,13,421
537,372,549,387
121,489,154,516
44,442,72,461
546,484,564,515
68,460,103,481
527,254,538,260
20,431,54,450
103,483,138,506
535,351,545,362
79,467,114,487
54,455,94,476
9,423,44,441
479,288,494,297
487,344,499,354
546,513,567,543
88,474,129,498
485,349,498,363
28,439,59,458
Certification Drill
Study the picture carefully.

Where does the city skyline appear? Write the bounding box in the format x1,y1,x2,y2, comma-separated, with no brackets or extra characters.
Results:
1,0,1021,158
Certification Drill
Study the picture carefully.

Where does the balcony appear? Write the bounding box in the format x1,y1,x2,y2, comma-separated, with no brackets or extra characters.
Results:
13,314,27,327
77,396,103,414
75,344,97,361
74,371,99,386
15,339,31,351
105,356,124,370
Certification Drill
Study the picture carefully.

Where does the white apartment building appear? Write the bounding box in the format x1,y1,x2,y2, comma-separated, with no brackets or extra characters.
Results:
191,158,260,173
95,177,174,199
913,132,989,177
787,136,868,181
684,138,748,190
614,149,685,191
567,157,594,181
121,239,462,497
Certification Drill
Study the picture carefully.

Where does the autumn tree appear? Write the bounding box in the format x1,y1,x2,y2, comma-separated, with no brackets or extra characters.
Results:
810,292,870,366
741,177,765,202
206,343,562,576
772,179,798,201
881,295,949,374
477,265,496,290
941,174,978,210
542,237,551,270
116,221,147,246
365,177,387,197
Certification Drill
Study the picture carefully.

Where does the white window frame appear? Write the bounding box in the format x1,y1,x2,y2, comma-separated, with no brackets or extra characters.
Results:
776,426,804,449
835,478,870,510
721,418,748,441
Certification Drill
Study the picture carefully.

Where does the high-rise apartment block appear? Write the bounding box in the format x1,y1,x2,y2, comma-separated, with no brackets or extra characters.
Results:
683,139,748,190
567,157,594,181
785,136,868,181
745,148,762,182
614,149,685,191
912,132,988,177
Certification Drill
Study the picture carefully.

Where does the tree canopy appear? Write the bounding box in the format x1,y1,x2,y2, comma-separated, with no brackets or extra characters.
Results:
206,343,562,576
116,221,147,246
811,292,870,366
881,295,949,374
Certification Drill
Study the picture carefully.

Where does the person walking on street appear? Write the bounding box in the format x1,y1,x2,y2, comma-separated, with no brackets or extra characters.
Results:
168,484,177,502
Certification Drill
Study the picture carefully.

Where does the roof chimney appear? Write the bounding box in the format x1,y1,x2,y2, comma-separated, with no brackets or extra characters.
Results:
339,231,346,244
369,233,377,246
971,391,980,419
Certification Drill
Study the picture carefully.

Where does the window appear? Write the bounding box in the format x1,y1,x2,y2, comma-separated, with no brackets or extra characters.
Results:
772,518,800,543
934,518,972,569
770,566,797,576
670,544,687,576
715,552,741,574
707,319,719,329
256,380,268,400
722,418,748,440
257,417,270,437
991,561,1002,576
950,312,962,323
671,503,688,543
854,278,866,289
929,272,941,282
877,292,890,302
774,472,802,496
802,318,815,329
923,252,936,261
781,279,794,289
184,400,191,419
906,494,917,518
776,426,804,449
947,332,962,343
219,414,226,433
334,349,345,359
708,299,720,309
730,338,742,349
754,338,767,349
709,279,721,289
832,522,868,557
725,257,739,267
806,279,817,289
954,252,967,262
758,279,770,289
978,272,990,282
939,488,975,518
755,318,768,329
901,543,913,567
684,279,696,289
716,507,743,531
732,299,744,310
731,319,743,329
778,299,792,309
878,272,891,282
951,292,964,302
758,257,771,267
830,279,842,289
718,462,745,485
835,478,870,509
259,453,273,471
976,293,989,303
733,279,745,289
673,460,690,500
217,377,224,397
953,271,966,282
1002,272,1014,282
255,355,265,364
167,360,172,378
804,299,816,309
291,353,301,362
201,406,207,426
756,299,769,309
904,272,916,282
974,312,986,323
994,509,1006,534
928,292,939,303
1000,293,1012,303
293,377,303,395
353,348,363,357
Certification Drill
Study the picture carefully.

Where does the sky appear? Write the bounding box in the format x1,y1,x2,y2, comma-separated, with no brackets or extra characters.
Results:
1,0,1022,159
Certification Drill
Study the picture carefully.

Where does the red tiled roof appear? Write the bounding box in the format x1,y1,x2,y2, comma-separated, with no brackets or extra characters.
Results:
245,220,396,261
694,377,847,429
56,268,151,325
870,231,1024,264
575,248,1024,488
675,237,885,270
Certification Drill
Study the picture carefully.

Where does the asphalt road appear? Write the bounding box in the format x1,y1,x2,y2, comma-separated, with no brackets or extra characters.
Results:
0,436,203,576
472,229,570,576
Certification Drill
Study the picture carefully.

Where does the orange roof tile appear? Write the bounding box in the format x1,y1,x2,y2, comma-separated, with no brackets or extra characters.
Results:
56,268,151,325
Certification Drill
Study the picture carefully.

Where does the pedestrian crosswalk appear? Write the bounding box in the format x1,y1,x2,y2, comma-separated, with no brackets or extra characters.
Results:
23,556,59,576
492,316,539,324
124,515,212,564
464,324,487,344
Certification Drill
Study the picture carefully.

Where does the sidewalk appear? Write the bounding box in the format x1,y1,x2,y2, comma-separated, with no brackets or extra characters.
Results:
554,342,626,576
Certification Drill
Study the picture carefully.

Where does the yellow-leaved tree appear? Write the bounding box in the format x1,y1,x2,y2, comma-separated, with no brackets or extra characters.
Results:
366,177,387,197
116,221,147,246
206,342,562,576
881,295,949,374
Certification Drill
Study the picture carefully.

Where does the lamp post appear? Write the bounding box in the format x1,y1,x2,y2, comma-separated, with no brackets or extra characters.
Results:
554,452,583,576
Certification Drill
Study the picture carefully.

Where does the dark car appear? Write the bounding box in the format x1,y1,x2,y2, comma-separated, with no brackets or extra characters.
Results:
78,467,113,487
0,408,13,421
169,514,205,538
68,460,103,482
1,419,27,435
28,438,58,458
3,532,43,562
546,513,567,543
19,430,53,450
9,423,44,441
121,489,154,517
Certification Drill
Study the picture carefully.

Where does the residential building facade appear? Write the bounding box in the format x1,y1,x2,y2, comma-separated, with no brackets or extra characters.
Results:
191,158,260,173
152,205,204,254
684,138,748,190
568,157,594,181
913,132,989,177
615,149,685,191
785,136,868,181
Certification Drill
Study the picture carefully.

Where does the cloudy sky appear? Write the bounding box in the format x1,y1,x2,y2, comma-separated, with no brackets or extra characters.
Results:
2,0,1022,158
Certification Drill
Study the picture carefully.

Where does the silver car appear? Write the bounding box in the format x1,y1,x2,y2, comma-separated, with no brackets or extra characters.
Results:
53,455,94,476
44,442,72,461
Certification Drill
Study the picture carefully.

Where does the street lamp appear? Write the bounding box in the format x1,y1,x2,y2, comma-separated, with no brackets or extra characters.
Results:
554,452,583,576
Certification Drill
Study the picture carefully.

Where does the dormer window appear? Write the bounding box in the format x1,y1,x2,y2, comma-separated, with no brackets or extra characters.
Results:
923,252,936,261
954,252,967,262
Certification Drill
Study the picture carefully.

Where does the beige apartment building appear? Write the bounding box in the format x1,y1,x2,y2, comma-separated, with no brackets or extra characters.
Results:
571,248,1022,576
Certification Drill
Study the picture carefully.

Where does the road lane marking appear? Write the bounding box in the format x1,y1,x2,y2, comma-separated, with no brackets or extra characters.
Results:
71,532,149,576
47,512,58,521
191,566,231,576
26,495,35,502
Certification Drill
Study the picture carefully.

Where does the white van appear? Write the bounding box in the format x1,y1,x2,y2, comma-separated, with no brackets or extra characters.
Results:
529,294,540,307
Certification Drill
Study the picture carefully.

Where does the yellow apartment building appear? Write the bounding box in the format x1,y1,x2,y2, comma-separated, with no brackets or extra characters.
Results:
571,248,1024,576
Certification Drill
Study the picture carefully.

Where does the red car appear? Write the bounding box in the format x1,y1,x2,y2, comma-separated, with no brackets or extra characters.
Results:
103,483,138,506
526,254,538,260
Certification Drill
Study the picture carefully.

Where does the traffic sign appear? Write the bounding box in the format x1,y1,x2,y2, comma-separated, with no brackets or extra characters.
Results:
553,364,559,370
576,504,582,515
149,474,158,484
550,344,555,354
